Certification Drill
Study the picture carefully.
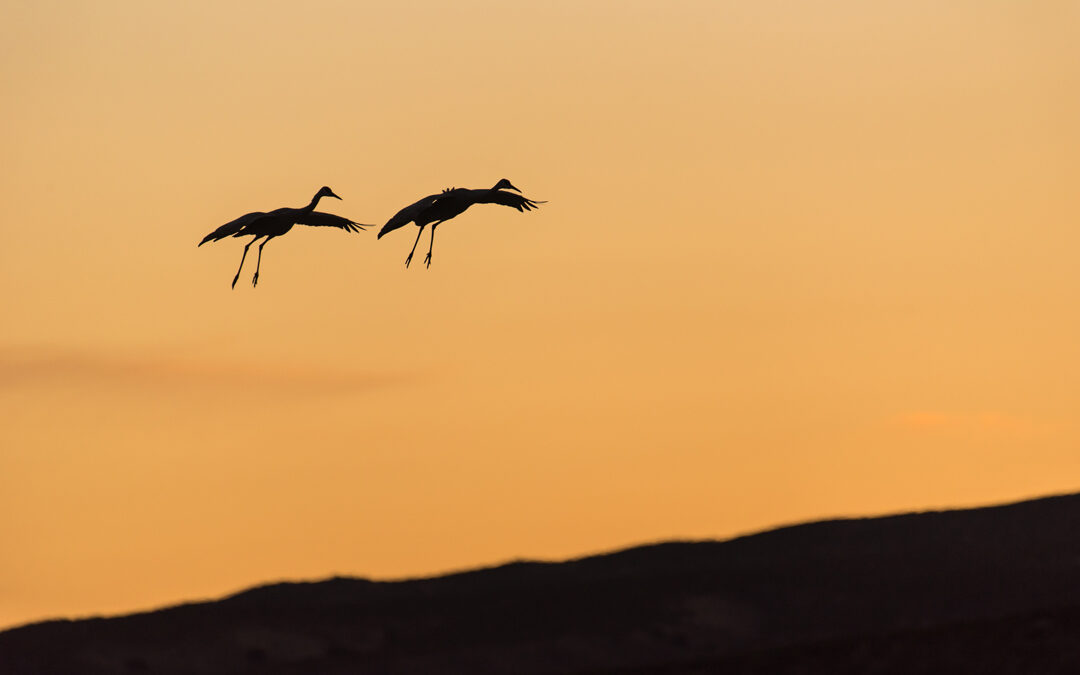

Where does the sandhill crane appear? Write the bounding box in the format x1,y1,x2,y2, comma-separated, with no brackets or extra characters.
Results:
377,179,544,268
199,186,369,288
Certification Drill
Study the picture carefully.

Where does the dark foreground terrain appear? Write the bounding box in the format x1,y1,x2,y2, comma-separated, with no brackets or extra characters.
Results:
5,493,1080,674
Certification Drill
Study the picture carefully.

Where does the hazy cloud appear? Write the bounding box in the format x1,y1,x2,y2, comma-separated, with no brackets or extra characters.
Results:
0,346,411,396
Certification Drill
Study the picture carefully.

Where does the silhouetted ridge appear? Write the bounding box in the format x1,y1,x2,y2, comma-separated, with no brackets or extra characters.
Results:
5,492,1080,674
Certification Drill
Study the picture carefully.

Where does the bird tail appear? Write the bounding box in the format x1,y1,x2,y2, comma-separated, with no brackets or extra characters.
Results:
198,222,242,246
199,212,265,246
198,231,223,246
377,217,409,240
198,227,238,246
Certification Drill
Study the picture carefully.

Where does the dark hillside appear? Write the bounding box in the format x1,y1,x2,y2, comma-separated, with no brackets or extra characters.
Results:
4,493,1080,674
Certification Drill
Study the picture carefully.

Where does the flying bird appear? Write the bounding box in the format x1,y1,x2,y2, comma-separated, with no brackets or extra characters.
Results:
378,179,544,268
199,186,369,288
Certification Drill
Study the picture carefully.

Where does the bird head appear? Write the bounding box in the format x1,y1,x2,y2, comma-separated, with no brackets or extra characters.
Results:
317,186,342,200
493,178,520,192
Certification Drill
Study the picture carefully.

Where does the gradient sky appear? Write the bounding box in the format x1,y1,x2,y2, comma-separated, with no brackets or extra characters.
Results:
2,0,1078,629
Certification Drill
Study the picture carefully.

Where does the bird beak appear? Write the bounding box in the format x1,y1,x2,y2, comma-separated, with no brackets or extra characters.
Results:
506,183,521,193
329,191,342,200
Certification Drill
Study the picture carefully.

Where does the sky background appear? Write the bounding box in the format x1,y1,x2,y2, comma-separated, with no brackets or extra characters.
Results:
1,0,1078,629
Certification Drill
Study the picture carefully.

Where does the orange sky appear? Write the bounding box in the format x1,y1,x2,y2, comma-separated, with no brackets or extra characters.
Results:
1,0,1078,629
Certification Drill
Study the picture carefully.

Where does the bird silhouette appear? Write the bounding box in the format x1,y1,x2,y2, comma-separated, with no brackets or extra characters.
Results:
378,179,544,268
199,186,369,288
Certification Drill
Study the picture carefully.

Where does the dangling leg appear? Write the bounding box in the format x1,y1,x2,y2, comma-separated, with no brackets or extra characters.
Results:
252,236,274,287
424,222,440,268
232,236,260,289
405,225,426,268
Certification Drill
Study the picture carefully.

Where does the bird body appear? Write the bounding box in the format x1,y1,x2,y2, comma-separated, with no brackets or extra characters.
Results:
378,179,543,268
199,186,368,288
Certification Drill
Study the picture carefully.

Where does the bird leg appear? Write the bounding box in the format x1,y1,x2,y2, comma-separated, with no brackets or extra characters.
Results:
252,237,272,287
405,225,426,268
424,223,440,268
231,237,259,289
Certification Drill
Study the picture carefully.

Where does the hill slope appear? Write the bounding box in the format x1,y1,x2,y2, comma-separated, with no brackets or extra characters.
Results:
4,493,1080,674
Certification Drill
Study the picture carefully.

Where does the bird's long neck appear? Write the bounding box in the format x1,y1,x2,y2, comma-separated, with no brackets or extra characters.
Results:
304,193,325,212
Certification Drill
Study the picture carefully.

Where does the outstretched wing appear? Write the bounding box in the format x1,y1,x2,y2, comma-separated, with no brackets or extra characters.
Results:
198,211,267,246
471,189,546,212
377,192,441,239
294,210,368,233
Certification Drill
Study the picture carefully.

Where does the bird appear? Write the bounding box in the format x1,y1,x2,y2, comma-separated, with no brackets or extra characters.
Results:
199,186,369,288
377,179,544,268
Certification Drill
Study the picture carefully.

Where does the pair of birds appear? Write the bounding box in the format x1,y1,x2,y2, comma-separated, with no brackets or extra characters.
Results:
198,179,543,288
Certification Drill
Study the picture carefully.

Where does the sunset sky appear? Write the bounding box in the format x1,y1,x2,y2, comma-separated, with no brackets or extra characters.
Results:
2,0,1078,629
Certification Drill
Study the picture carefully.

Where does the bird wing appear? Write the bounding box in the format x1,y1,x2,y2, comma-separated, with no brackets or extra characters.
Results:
293,210,368,233
377,193,441,239
198,211,267,246
469,189,546,212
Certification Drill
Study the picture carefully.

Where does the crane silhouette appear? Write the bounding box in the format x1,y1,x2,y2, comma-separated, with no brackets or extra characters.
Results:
378,179,544,268
199,186,369,288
